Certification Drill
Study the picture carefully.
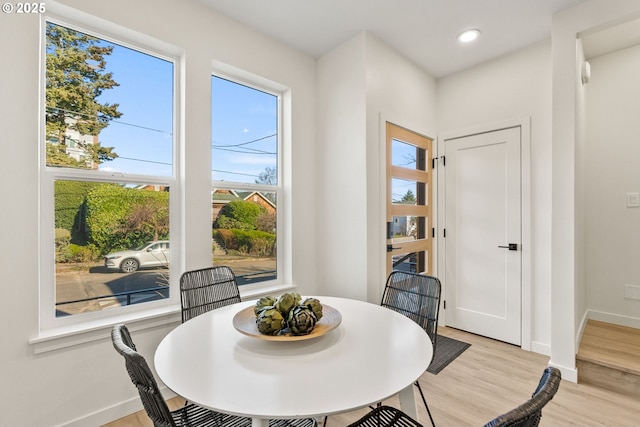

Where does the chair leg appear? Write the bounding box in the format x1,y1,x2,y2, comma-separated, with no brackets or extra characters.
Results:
414,380,436,427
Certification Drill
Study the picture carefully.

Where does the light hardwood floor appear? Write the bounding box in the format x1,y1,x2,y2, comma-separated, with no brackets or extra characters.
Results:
576,319,640,397
103,326,640,427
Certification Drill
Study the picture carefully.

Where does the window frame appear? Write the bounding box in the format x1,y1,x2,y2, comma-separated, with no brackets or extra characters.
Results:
38,13,182,334
210,71,284,294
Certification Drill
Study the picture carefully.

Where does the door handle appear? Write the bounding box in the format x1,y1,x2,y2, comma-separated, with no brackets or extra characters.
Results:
498,243,518,251
387,244,402,253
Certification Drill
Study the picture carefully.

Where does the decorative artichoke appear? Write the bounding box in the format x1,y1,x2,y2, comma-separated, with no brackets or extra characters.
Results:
301,297,323,320
275,292,301,317
254,295,277,316
256,306,285,335
287,305,317,335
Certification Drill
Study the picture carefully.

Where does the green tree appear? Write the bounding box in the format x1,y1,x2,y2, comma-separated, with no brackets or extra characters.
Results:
399,189,416,204
214,200,265,231
45,22,121,167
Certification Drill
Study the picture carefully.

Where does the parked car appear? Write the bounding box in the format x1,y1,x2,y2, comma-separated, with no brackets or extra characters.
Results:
104,241,170,273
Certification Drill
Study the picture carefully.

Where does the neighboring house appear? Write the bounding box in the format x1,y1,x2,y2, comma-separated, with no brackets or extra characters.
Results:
135,184,170,192
47,117,99,169
211,189,276,220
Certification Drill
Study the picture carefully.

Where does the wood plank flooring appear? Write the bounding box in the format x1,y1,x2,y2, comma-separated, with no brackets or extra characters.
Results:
576,319,640,397
103,326,640,427
577,319,640,375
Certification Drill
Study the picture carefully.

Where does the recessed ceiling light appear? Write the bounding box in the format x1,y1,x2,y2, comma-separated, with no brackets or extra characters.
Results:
457,29,481,43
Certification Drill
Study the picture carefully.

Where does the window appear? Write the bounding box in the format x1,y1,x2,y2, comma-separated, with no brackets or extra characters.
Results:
41,20,177,328
211,75,280,287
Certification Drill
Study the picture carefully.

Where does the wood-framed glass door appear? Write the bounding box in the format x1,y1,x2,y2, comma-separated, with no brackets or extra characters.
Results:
386,122,433,276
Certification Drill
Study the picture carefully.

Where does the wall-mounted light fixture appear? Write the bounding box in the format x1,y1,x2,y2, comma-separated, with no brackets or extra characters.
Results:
581,61,591,85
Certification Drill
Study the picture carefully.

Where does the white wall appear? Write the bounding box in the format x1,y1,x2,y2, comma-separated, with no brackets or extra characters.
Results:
585,44,640,326
551,0,640,382
316,34,368,300
364,34,438,303
0,0,317,425
316,32,437,302
437,41,553,353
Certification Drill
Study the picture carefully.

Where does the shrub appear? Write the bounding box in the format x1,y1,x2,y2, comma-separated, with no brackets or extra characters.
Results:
67,243,100,263
213,200,265,231
232,229,276,257
55,228,71,262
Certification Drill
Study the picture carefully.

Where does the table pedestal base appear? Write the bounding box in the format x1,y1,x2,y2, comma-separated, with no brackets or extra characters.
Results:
398,383,418,420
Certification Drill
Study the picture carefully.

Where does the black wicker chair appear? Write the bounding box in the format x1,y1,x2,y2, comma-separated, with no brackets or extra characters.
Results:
111,323,252,427
482,366,561,427
347,406,425,427
112,324,317,427
180,266,242,323
348,367,561,427
380,271,441,427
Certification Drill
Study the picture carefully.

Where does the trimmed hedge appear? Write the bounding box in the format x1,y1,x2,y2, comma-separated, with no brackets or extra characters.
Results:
213,228,275,257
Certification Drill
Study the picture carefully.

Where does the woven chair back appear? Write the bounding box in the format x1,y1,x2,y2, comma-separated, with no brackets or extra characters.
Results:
111,324,176,427
482,366,561,427
381,271,442,349
180,266,241,323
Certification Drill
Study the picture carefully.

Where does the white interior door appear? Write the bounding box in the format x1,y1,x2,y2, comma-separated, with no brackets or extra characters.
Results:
444,127,521,345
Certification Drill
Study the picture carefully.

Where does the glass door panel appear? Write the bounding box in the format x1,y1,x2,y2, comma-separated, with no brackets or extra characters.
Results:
386,122,433,276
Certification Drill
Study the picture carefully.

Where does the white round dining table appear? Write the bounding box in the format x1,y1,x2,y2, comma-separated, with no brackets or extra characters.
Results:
154,296,433,427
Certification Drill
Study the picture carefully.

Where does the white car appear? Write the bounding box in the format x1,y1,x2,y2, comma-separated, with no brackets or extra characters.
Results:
104,241,170,273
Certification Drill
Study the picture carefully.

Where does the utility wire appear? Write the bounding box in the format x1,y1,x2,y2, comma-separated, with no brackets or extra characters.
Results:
211,133,276,148
46,105,172,136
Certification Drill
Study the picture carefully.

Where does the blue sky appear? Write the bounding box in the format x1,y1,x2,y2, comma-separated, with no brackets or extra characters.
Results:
211,76,277,183
96,42,174,177
92,35,277,184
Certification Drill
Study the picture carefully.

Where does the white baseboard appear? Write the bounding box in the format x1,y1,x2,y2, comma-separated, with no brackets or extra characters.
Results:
587,310,640,329
576,310,590,350
548,361,578,383
530,340,551,356
56,387,177,427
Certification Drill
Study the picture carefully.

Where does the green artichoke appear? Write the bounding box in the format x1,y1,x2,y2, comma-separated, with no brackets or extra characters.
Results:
254,295,277,316
300,297,323,320
287,305,317,335
256,306,285,335
275,292,301,317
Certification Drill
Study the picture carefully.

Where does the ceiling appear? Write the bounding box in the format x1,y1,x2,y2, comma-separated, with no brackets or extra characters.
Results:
198,0,593,78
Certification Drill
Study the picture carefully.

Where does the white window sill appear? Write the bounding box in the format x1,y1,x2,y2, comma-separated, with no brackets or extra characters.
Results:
30,305,181,354
239,283,297,301
29,284,296,354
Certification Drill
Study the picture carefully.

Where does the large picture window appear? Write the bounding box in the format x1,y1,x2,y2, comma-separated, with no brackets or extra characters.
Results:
41,20,177,326
211,75,280,286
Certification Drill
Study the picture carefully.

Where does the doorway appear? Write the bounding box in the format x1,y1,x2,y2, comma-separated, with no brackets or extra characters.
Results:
443,126,522,346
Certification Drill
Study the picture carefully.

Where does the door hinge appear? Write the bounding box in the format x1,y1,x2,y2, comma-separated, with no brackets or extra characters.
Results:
432,227,435,238
443,228,446,238
442,155,446,166
443,300,446,309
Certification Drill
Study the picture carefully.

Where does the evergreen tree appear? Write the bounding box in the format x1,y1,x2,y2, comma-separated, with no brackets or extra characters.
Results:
400,189,416,204
45,22,121,167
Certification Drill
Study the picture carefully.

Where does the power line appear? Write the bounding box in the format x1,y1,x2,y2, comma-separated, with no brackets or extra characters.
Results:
46,105,172,136
213,147,276,155
211,133,276,148
116,157,171,166
211,169,260,178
